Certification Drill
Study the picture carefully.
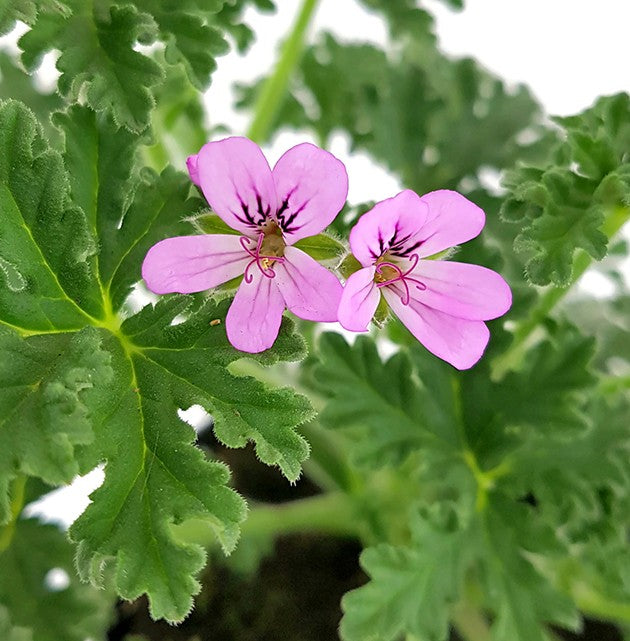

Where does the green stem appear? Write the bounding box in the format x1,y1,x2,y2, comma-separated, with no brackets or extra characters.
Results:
572,584,630,624
599,373,630,394
0,475,26,554
492,205,630,380
176,492,360,547
246,0,320,143
450,601,492,641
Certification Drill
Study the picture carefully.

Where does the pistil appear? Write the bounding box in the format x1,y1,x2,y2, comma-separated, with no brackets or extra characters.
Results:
374,254,426,305
240,221,287,282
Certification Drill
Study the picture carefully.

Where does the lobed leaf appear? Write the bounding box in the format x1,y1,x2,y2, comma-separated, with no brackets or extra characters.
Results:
19,2,163,132
0,327,110,523
341,507,471,641
313,333,459,468
0,99,102,331
501,93,630,285
71,295,311,621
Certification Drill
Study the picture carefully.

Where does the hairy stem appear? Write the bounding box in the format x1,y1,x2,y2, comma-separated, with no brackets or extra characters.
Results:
492,205,630,380
175,491,360,547
246,0,320,144
0,475,26,554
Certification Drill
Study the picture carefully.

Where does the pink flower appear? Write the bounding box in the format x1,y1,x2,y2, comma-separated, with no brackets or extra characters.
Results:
142,137,348,353
338,190,512,369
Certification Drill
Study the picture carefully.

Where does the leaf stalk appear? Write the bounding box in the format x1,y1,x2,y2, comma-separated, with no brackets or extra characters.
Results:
246,0,320,144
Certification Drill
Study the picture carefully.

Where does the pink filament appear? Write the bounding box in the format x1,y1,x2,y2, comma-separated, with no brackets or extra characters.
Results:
375,254,426,305
240,235,285,283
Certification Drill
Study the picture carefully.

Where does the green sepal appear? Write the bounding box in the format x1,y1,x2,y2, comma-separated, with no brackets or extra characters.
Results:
338,253,363,279
293,233,345,263
372,295,389,327
192,212,241,236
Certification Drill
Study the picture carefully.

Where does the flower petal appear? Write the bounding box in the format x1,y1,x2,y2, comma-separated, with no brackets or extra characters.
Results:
274,246,342,321
226,271,285,353
195,136,278,235
338,266,380,332
186,154,200,187
142,235,249,295
383,287,490,370
272,143,348,243
349,190,429,266
416,190,486,258
410,260,512,320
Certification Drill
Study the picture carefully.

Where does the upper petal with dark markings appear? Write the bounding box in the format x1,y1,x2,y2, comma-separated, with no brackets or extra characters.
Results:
195,137,278,236
272,143,348,244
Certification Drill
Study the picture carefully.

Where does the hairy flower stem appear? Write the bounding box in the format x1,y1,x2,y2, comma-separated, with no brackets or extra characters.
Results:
492,205,630,380
246,0,320,144
175,492,360,547
0,475,26,553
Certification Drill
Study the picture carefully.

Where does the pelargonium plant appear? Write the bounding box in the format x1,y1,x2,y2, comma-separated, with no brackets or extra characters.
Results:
1,1,629,641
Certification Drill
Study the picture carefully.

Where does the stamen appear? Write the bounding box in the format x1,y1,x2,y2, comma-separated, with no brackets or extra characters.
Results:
375,254,426,305
240,235,286,282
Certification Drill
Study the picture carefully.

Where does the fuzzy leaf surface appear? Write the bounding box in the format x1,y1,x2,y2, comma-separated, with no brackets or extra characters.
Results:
19,2,163,131
0,100,102,331
0,326,110,523
501,93,630,285
70,296,311,622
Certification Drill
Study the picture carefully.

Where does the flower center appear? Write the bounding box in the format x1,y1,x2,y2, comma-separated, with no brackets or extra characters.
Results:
241,220,287,283
374,253,426,305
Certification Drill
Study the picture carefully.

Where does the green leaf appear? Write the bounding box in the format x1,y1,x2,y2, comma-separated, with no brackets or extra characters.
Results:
134,0,228,90
0,518,113,641
0,100,103,332
15,1,277,131
313,333,459,468
70,296,312,622
341,506,471,641
480,497,579,641
119,296,312,479
0,326,111,523
0,52,63,142
0,0,69,34
493,322,596,433
502,93,630,285
19,2,163,132
53,104,204,311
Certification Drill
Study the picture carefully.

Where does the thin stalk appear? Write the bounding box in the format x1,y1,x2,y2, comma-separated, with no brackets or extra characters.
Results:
175,491,360,547
246,0,319,144
0,475,26,553
572,583,630,625
492,205,630,380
